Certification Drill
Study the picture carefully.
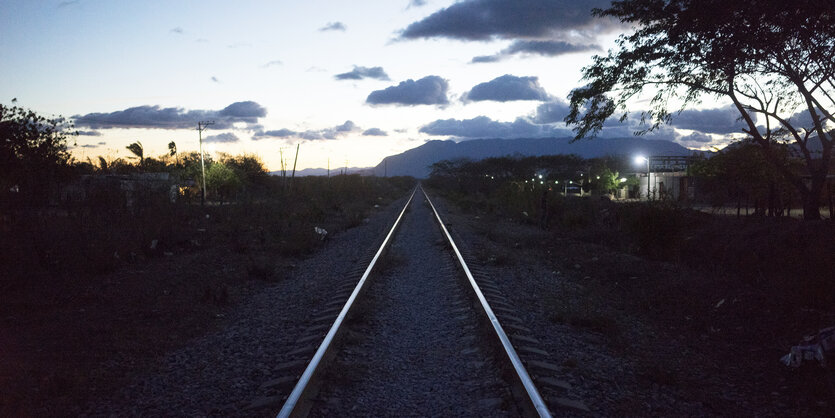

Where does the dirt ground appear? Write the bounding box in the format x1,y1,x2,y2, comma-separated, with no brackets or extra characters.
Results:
0,235,290,416
2,189,833,416
440,199,835,416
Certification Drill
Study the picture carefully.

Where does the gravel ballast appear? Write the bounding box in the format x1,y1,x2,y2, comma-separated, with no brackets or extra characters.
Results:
79,194,411,417
310,193,516,416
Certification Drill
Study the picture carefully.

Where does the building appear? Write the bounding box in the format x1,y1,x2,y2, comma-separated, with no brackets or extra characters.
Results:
634,156,696,201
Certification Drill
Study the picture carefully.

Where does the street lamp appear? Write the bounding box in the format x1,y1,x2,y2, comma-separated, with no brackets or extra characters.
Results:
634,155,650,199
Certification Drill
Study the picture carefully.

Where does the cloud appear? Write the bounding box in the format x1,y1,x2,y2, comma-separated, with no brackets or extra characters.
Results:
334,120,357,132
300,131,324,140
471,55,502,64
366,76,449,106
321,120,359,139
532,99,572,123
253,128,297,139
785,110,833,133
252,121,359,141
669,106,748,134
399,0,616,42
170,27,184,35
203,132,240,143
507,40,600,56
463,75,550,102
335,66,390,81
262,60,283,68
363,128,388,136
219,101,266,119
472,40,601,63
676,131,714,145
73,101,267,130
420,115,571,139
320,22,347,32
76,130,102,136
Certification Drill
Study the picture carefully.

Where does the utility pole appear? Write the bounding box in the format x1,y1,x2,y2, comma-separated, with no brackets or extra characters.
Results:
197,121,214,206
291,143,299,179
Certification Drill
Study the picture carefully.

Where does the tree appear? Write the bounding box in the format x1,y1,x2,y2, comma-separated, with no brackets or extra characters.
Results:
691,140,801,215
1,103,75,205
205,162,241,203
125,141,144,167
97,156,109,173
168,141,177,165
566,0,834,220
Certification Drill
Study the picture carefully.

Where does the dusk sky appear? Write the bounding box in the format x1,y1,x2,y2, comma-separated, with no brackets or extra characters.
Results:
0,0,746,171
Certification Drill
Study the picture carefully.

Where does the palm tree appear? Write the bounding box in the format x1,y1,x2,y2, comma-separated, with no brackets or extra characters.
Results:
168,141,177,165
126,141,144,167
98,156,109,173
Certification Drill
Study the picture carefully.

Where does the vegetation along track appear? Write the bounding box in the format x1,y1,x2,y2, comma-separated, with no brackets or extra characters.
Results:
272,186,582,416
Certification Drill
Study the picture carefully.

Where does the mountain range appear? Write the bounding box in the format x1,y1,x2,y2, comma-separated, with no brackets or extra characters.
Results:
273,136,696,178
369,136,695,178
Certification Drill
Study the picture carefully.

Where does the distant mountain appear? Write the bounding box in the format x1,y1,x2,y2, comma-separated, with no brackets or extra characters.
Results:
269,167,368,177
370,137,694,178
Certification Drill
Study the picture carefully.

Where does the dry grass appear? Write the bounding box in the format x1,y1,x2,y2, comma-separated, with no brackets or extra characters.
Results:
543,280,624,346
0,174,414,416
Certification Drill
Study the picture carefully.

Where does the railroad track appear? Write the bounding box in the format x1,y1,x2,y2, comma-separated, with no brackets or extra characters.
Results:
257,185,584,416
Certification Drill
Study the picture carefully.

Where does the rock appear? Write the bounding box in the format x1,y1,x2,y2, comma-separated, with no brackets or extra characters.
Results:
478,398,504,409
258,376,296,391
244,395,283,410
550,396,590,412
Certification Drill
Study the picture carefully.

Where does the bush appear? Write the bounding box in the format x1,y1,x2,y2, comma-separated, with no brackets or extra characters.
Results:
0,172,415,285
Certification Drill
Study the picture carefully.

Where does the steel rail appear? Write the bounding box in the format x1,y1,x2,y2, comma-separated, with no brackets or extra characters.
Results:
277,186,418,418
421,185,552,418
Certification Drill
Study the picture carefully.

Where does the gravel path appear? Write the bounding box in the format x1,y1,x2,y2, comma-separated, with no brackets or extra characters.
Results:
429,193,724,416
78,194,410,417
310,193,516,417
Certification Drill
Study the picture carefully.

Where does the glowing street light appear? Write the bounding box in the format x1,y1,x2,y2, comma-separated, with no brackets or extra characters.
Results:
635,155,650,199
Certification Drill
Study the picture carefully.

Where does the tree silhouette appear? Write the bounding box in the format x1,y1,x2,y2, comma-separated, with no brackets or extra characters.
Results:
1,103,75,205
126,141,144,167
167,140,177,165
566,0,834,219
98,156,109,173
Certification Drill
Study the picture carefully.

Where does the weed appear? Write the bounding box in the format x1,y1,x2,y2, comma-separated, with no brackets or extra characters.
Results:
638,363,680,387
201,284,229,306
246,257,276,282
545,283,623,344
